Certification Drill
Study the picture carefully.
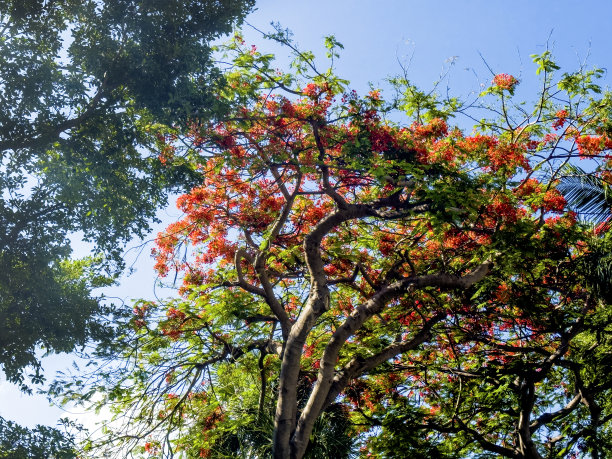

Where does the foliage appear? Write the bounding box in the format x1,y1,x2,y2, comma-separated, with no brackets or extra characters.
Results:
0,0,253,387
55,32,612,458
558,164,612,226
0,416,78,459
0,256,115,391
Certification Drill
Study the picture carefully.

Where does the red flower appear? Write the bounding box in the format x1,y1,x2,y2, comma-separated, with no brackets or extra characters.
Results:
552,109,568,130
575,135,612,157
492,74,519,91
541,189,566,213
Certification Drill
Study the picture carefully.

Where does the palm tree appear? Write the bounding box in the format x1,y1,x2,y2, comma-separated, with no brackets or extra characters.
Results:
558,164,612,302
558,164,612,229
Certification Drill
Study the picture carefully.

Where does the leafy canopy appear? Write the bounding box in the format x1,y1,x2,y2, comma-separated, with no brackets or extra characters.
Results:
0,0,254,387
0,416,78,459
55,31,612,459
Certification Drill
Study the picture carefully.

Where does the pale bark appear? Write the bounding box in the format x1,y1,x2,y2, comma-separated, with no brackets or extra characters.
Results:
272,203,380,458
291,263,493,459
516,380,543,459
269,151,494,457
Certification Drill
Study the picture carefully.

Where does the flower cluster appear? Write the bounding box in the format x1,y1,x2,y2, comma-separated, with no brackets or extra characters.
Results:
541,189,567,213
552,109,569,130
575,135,612,158
492,73,519,91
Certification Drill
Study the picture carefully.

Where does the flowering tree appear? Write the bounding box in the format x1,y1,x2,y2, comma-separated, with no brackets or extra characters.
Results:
58,34,612,458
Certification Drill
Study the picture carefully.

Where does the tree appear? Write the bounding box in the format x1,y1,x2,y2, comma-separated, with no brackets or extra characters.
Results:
0,416,78,459
0,0,254,388
56,33,612,458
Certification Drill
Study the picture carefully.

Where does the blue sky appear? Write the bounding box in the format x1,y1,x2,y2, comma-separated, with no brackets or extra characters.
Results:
2,0,612,434
247,1,612,92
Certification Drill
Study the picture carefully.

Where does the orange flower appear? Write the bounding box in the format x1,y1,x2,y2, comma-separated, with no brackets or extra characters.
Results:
492,73,519,91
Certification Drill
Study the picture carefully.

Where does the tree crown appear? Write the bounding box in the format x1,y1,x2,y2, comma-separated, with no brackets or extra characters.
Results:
55,32,612,458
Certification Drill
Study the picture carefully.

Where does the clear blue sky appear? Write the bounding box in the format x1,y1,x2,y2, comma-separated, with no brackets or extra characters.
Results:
2,0,612,432
247,1,612,93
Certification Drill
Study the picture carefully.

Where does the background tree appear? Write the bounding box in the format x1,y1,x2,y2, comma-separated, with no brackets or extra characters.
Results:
0,0,253,388
55,33,612,458
0,416,78,459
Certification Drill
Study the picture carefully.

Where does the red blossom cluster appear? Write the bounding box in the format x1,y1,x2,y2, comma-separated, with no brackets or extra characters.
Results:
486,196,520,223
552,109,569,130
541,189,567,213
486,142,530,172
492,73,519,91
575,134,612,158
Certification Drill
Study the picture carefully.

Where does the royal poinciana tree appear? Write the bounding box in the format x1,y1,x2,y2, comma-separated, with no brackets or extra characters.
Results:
57,34,612,458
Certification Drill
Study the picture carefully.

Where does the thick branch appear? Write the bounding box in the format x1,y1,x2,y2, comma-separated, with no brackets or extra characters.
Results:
0,81,109,153
455,418,516,457
311,122,349,209
321,313,446,409
274,196,458,458
291,261,493,458
234,248,266,297
530,393,582,433
253,172,303,339
516,380,542,459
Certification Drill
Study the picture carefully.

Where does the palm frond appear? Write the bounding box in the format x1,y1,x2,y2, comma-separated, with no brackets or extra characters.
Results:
558,164,612,224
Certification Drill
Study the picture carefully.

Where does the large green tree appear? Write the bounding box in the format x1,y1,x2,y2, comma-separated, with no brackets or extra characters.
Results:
0,416,78,459
54,34,612,458
0,0,253,388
